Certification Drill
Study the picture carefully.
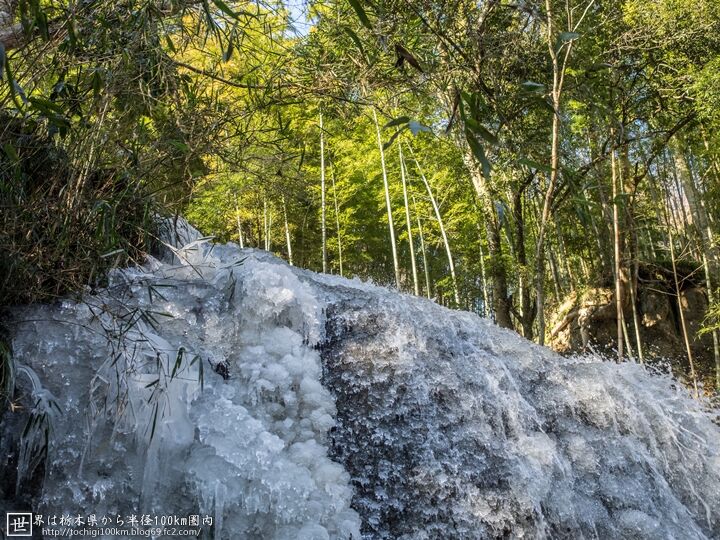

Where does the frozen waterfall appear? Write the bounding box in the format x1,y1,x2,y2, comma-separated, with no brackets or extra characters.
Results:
2,219,720,539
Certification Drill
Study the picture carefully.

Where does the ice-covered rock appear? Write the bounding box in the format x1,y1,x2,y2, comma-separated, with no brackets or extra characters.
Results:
2,219,720,539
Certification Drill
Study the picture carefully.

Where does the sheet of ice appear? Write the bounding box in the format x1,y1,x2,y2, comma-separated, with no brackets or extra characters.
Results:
3,217,720,539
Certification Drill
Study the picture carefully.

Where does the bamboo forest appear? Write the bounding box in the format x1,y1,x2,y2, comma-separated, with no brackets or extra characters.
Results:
2,1,720,538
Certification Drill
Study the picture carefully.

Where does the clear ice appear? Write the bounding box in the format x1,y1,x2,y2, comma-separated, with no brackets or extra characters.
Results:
3,218,720,539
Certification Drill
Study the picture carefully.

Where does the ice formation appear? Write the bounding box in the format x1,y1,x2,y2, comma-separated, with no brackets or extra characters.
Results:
2,218,720,539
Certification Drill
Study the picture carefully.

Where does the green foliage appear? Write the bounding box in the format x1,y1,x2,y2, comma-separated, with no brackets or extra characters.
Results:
0,0,288,304
0,115,155,305
1,0,719,385
703,302,720,336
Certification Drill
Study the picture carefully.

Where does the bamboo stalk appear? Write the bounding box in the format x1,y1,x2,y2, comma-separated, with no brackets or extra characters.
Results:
331,165,344,277
477,231,490,318
283,196,292,265
407,145,460,305
234,194,244,249
413,194,432,299
399,143,419,295
611,143,624,362
668,225,700,399
372,108,401,288
320,112,328,274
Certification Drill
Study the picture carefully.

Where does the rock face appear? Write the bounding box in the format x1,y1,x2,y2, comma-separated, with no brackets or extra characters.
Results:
550,285,713,368
2,224,720,539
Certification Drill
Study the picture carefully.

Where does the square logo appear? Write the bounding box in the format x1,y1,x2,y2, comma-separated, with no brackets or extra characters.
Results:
6,513,32,537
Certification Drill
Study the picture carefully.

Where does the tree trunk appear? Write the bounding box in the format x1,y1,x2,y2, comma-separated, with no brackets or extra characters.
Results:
700,131,720,390
513,183,534,339
703,253,720,391
234,195,245,249
331,166,344,277
320,112,328,274
372,108,401,288
676,147,717,264
668,225,700,399
409,145,460,306
283,196,293,265
611,144,624,361
650,163,700,395
462,148,512,327
263,197,271,251
399,143,419,295
535,0,582,344
629,230,644,362
477,230,491,319
674,141,720,388
557,233,575,293
548,246,563,303
413,195,432,299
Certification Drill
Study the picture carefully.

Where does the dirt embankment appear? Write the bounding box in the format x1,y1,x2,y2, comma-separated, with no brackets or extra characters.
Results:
549,266,715,388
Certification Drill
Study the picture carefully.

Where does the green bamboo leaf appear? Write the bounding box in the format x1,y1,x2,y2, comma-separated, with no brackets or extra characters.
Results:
587,62,612,72
3,51,23,110
382,125,407,150
66,19,77,50
348,0,372,30
149,402,159,441
465,128,491,179
558,31,579,43
518,157,551,173
168,140,190,152
343,27,366,58
465,118,498,145
212,0,240,19
92,70,103,101
165,35,177,53
171,347,185,379
383,116,410,129
190,355,204,390
2,143,19,163
29,96,65,116
223,38,234,61
36,10,49,40
476,125,498,145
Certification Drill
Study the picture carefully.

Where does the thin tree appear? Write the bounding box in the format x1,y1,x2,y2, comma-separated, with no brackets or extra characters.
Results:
611,142,624,361
372,108,401,288
535,0,594,345
652,159,700,398
283,195,293,265
413,194,432,299
667,220,700,399
263,197,272,251
320,112,328,273
477,226,491,319
675,142,720,387
461,143,512,327
407,144,460,305
399,143,419,295
331,164,344,277
234,194,245,248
